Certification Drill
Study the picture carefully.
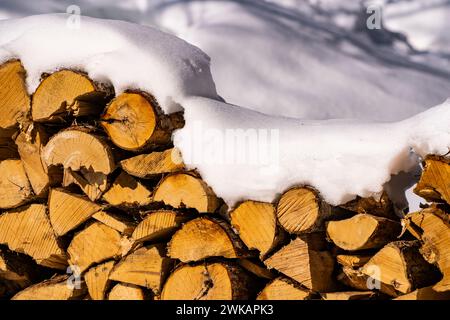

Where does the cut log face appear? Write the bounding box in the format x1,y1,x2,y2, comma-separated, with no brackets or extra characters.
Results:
131,210,188,243
67,222,123,273
405,207,450,292
101,92,175,151
92,211,136,236
276,187,332,234
42,129,115,174
108,283,145,300
360,241,440,295
15,124,52,197
102,171,152,208
394,286,450,300
257,277,311,300
321,291,375,300
12,275,86,300
31,70,111,122
168,217,246,262
326,214,401,251
231,201,283,258
48,188,102,236
414,156,450,205
340,192,396,219
153,173,220,213
161,263,251,300
109,244,173,294
0,60,30,129
0,204,67,269
42,129,115,197
336,254,372,269
120,148,184,179
264,237,335,292
84,260,115,300
0,159,33,209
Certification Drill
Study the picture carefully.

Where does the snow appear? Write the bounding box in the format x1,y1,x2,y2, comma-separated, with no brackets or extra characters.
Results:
153,0,450,121
384,0,450,53
0,14,218,114
1,1,450,121
175,97,450,206
0,8,449,210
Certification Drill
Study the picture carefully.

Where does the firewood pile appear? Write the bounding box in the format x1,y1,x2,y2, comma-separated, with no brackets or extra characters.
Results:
0,60,449,300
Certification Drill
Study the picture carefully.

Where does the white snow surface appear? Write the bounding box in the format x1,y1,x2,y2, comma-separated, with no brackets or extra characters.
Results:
0,12,449,209
0,14,218,114
175,97,450,206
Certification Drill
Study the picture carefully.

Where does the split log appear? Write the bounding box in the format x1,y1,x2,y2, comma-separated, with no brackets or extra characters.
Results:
0,159,33,209
340,192,397,219
109,244,173,294
161,262,251,300
326,214,401,251
231,201,284,258
238,259,275,280
108,283,145,300
264,236,336,292
394,286,450,300
67,222,126,273
100,92,180,151
0,204,67,269
360,241,440,296
102,171,152,208
404,206,450,292
31,70,111,122
153,172,220,213
15,124,54,197
84,260,115,300
48,188,101,236
92,211,136,236
168,217,248,262
336,254,371,269
12,275,86,300
131,210,188,243
321,291,375,300
414,156,449,205
0,60,30,129
42,129,115,200
257,277,311,300
276,187,333,234
120,148,184,178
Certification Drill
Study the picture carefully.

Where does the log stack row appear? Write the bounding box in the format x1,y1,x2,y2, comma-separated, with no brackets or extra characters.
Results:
0,60,449,300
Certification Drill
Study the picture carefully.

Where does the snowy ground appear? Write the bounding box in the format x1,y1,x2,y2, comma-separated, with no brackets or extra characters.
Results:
1,0,449,212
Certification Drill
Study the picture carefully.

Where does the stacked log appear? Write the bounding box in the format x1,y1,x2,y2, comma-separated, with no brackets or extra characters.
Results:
0,60,448,300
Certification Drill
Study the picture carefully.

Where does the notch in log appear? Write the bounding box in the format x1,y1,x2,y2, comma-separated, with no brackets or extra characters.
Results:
32,70,112,122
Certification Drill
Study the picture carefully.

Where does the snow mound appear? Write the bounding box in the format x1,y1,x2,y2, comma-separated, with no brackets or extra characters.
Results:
1,14,449,208
0,14,218,114
175,98,450,206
